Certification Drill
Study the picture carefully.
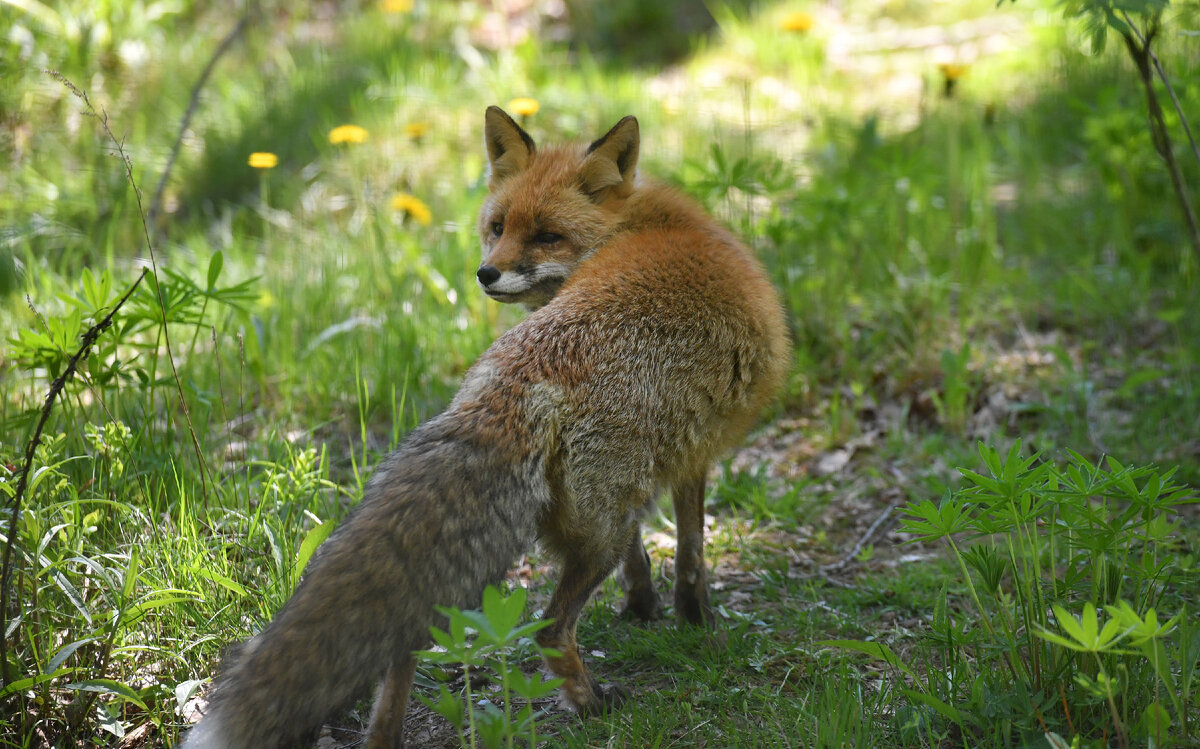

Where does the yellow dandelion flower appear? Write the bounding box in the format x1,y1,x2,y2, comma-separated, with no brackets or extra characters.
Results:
391,193,432,226
939,63,969,81
329,124,369,145
381,0,413,12
781,11,814,33
248,152,278,169
507,97,539,117
405,122,430,139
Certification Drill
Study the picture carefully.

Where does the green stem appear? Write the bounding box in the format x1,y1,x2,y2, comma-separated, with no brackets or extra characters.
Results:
1119,18,1200,266
461,648,476,749
947,536,1022,684
1094,652,1128,749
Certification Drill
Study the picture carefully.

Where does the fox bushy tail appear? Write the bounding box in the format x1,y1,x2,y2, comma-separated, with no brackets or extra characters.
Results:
182,414,546,749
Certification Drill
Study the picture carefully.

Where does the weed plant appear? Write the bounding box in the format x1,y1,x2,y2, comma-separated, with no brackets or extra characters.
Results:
417,586,563,749
831,442,1197,746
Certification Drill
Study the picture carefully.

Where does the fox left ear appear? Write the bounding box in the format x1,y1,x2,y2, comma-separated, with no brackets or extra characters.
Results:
580,116,639,201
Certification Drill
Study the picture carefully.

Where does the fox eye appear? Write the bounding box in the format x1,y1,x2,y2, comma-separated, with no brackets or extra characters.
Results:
491,221,504,237
534,232,563,244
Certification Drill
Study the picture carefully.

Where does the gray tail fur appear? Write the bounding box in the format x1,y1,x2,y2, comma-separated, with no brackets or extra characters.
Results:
181,415,545,749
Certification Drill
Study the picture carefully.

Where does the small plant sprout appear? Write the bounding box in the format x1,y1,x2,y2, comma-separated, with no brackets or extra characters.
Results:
418,586,563,749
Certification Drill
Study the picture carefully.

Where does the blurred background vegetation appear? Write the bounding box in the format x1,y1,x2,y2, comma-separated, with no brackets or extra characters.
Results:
1,0,1198,746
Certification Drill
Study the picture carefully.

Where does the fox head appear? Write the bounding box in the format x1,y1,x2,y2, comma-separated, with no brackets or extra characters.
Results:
476,107,639,308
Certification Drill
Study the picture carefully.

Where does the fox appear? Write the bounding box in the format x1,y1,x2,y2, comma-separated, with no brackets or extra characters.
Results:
180,106,790,749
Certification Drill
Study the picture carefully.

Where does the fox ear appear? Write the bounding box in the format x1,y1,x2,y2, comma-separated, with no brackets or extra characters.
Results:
485,106,535,186
580,116,639,200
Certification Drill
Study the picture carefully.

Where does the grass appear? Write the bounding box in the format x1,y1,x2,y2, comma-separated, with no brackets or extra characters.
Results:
2,0,1199,746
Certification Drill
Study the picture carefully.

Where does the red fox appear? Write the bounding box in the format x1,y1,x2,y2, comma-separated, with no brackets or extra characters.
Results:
181,107,789,749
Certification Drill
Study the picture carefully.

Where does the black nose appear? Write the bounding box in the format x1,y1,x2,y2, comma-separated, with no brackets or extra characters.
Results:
477,265,501,286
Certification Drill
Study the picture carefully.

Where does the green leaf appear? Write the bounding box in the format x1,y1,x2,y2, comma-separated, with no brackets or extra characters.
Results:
47,638,97,673
0,668,76,698
417,684,465,728
899,687,965,726
481,585,525,643
206,251,224,291
64,679,148,710
818,639,920,685
509,670,563,700
194,567,248,597
1042,602,1132,653
121,546,140,600
899,493,973,542
295,520,335,577
120,592,202,628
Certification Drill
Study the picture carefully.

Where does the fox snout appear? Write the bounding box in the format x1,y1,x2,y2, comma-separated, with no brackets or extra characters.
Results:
475,259,571,308
477,264,502,287
475,262,519,298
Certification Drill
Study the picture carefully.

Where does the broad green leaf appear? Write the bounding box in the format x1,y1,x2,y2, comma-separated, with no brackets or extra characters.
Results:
818,639,920,684
0,668,76,698
64,679,148,710
206,251,224,290
295,520,335,577
899,687,964,725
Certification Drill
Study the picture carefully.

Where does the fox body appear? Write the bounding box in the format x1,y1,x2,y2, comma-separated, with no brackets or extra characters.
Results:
182,108,789,749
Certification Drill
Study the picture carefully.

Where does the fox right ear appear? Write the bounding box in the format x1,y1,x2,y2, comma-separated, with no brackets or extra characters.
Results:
485,106,535,186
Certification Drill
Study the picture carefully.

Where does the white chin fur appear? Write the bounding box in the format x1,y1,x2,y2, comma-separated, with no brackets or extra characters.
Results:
480,270,533,295
479,263,570,296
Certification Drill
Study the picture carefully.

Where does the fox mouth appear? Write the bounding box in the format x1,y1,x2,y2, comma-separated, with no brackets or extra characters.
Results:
479,275,564,303
482,288,518,301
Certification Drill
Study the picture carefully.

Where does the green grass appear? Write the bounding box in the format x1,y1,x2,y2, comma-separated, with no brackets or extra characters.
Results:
2,0,1199,746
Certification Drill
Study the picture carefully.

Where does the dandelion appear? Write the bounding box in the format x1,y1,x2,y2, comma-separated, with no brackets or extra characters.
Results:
391,193,432,226
938,63,969,81
381,0,413,12
405,122,430,139
248,152,278,169
329,124,369,145
507,97,539,117
938,63,969,98
781,11,814,33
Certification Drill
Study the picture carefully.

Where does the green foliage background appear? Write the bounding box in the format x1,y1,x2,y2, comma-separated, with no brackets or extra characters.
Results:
1,0,1198,746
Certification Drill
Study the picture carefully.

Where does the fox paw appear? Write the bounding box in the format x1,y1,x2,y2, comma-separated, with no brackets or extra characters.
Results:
674,589,715,629
620,587,663,622
580,682,629,716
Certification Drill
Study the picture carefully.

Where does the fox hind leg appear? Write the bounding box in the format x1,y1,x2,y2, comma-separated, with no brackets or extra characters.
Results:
672,473,715,628
618,532,662,622
365,657,417,749
537,533,633,713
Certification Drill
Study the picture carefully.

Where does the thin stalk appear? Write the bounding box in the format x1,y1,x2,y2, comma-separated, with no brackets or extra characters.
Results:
147,12,252,233
1121,10,1200,173
48,72,213,505
1095,652,1129,749
945,536,1022,683
1,271,147,686
465,656,477,749
1118,18,1200,264
500,651,513,749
